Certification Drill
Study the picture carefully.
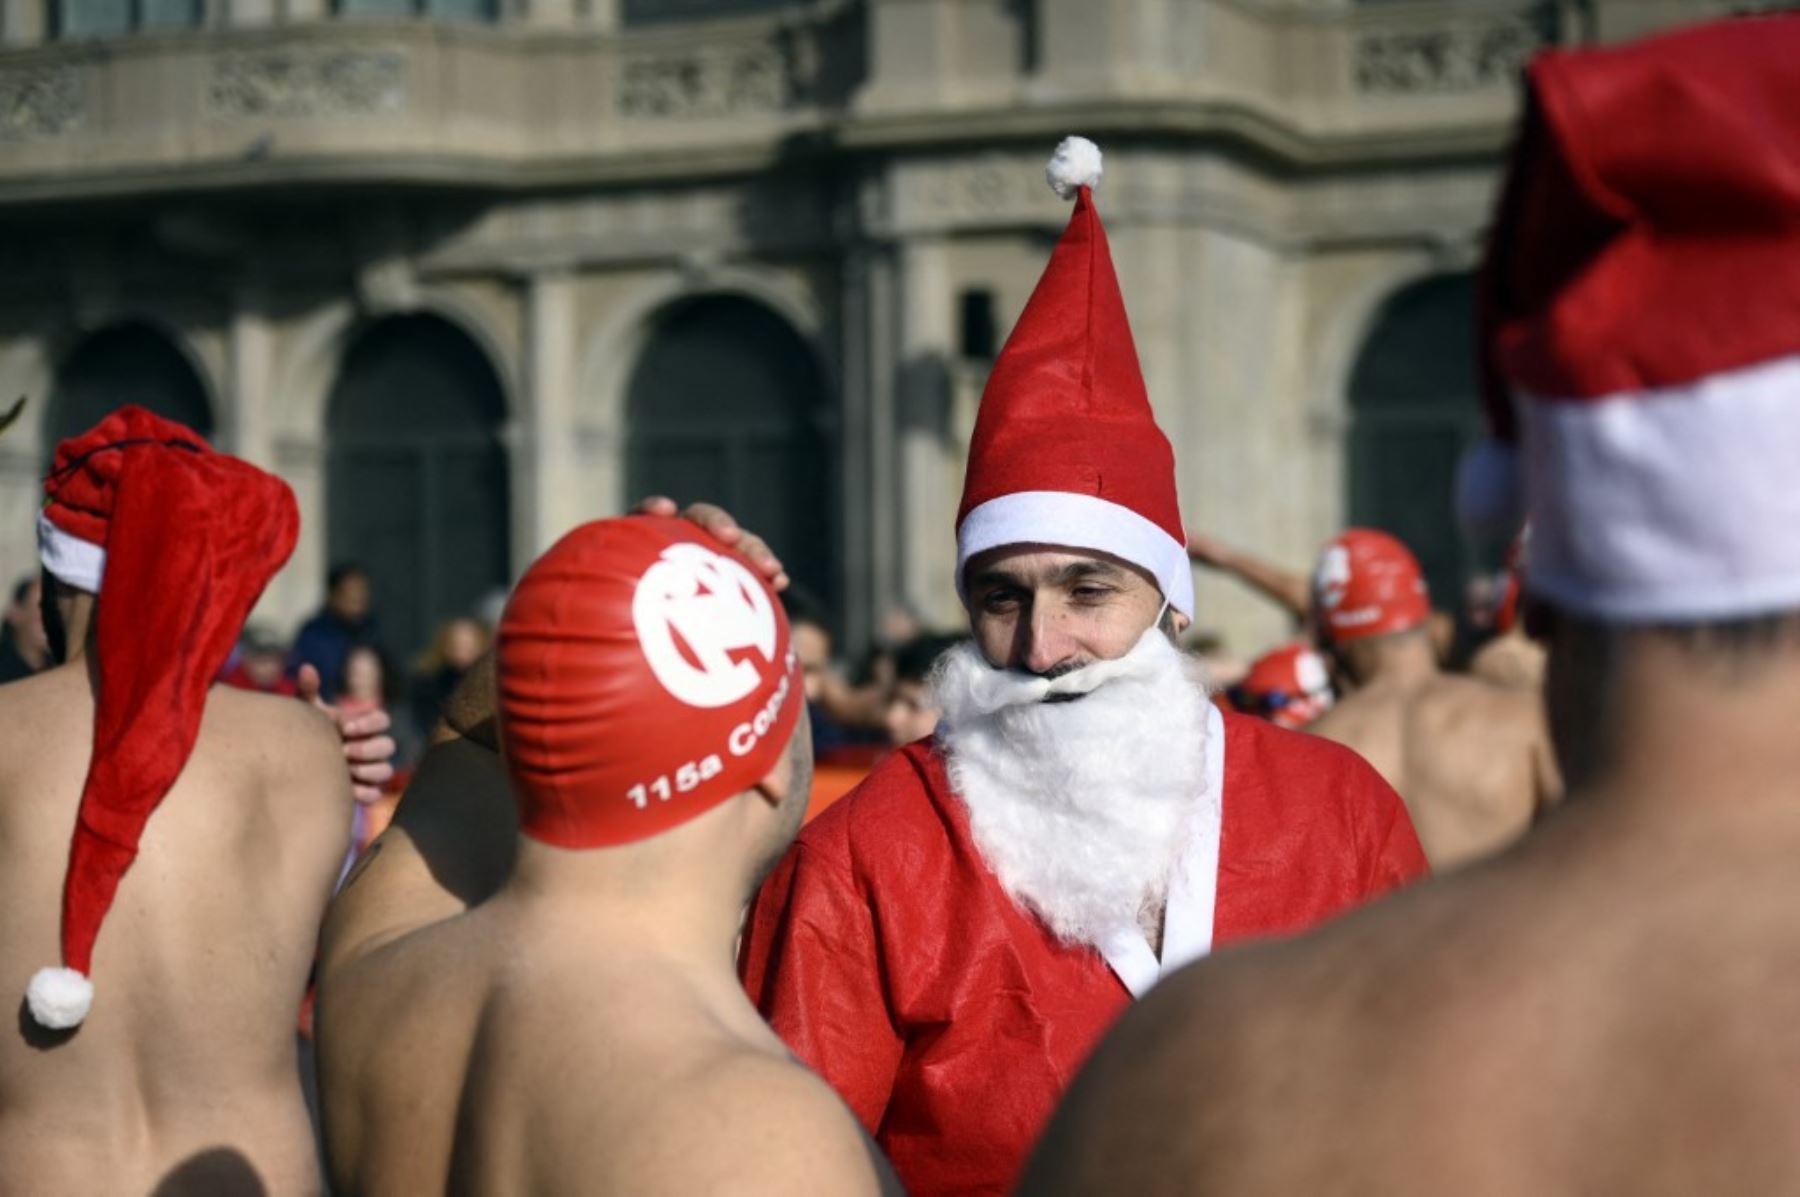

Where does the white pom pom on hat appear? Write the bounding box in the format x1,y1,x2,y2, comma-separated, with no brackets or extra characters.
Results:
1046,136,1104,200
26,966,93,1030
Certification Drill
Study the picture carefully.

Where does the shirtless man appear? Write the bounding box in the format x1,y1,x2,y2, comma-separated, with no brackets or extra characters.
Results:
316,515,896,1196
1020,19,1800,1193
0,407,357,1195
1305,528,1557,869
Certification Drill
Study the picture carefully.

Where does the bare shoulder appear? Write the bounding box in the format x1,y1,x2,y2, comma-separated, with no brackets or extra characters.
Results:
1022,934,1330,1195
0,666,72,736
204,684,342,762
319,733,515,979
1027,863,1525,1196
1302,689,1390,747
567,1044,897,1197
1419,673,1547,745
1430,671,1537,718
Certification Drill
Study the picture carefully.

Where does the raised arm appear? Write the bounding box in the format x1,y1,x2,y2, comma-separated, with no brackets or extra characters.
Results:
317,654,516,979
1186,532,1313,622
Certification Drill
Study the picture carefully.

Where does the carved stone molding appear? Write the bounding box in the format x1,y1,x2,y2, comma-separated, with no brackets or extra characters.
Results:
891,153,1048,230
207,50,408,119
618,39,791,119
1353,17,1546,94
0,68,83,139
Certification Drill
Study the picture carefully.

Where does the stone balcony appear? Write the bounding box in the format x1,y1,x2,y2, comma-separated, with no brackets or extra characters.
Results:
0,3,864,200
0,0,1767,202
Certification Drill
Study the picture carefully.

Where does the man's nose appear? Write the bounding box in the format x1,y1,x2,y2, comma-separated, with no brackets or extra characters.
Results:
1021,605,1077,676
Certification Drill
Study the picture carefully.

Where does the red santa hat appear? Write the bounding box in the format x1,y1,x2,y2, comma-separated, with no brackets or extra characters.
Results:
956,137,1193,618
1470,14,1800,622
498,516,802,849
26,406,298,1030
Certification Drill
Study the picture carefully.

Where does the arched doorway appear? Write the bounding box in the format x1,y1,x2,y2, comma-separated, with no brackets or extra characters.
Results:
1346,274,1486,610
47,321,214,460
626,295,835,612
327,314,511,665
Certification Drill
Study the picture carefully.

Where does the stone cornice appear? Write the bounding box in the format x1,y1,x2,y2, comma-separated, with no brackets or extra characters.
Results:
0,0,1738,208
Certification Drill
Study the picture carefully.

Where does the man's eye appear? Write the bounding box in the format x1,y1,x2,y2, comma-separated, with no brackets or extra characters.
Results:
980,591,1022,612
1071,586,1114,601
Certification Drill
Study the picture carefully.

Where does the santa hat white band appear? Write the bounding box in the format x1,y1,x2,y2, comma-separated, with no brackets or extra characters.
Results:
37,512,104,594
956,490,1195,618
1521,351,1800,623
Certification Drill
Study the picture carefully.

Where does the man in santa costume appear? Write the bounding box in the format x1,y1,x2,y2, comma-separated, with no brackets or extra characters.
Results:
1023,16,1800,1194
0,407,357,1193
1305,528,1560,869
737,138,1429,1196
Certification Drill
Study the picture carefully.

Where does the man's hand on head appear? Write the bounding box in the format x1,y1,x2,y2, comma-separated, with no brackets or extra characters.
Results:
635,495,790,592
296,664,398,804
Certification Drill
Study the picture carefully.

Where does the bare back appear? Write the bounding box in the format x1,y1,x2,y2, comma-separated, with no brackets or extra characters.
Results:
316,726,897,1197
1025,794,1800,1196
0,665,352,1197
318,891,898,1197
1308,673,1559,869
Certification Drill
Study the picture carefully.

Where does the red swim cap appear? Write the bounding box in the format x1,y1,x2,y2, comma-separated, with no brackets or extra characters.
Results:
1233,642,1335,730
497,516,803,849
1314,529,1431,644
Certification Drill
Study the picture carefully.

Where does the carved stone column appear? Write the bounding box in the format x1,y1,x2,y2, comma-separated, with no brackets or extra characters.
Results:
225,281,275,469
840,240,902,656
894,234,961,627
1033,0,1170,99
271,435,327,634
1,0,47,46
0,334,51,586
519,270,582,564
222,0,279,30
277,0,327,28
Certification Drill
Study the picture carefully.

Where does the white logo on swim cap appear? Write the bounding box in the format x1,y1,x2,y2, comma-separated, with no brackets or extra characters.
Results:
633,542,778,709
1315,545,1351,611
1295,649,1330,697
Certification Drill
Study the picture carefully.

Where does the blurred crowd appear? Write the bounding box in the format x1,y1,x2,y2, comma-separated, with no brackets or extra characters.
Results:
0,523,1530,793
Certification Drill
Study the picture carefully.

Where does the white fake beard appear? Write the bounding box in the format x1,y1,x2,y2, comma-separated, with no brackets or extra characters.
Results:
930,627,1212,952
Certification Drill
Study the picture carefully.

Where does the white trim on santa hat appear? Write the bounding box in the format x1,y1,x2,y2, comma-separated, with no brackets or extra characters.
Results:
1522,351,1800,623
957,490,1195,618
37,512,104,594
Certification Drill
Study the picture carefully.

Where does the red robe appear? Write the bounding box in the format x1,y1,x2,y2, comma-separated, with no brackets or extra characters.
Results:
739,711,1427,1195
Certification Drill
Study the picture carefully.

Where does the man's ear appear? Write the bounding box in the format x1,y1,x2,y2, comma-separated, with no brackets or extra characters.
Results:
750,715,810,810
750,753,793,810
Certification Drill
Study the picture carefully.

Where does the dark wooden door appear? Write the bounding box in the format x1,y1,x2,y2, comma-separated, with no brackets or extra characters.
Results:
47,322,214,462
327,315,510,663
1347,274,1488,609
626,296,835,612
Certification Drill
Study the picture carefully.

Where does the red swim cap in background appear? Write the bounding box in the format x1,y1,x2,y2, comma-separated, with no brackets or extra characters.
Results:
1314,528,1432,644
498,516,803,849
1232,643,1335,730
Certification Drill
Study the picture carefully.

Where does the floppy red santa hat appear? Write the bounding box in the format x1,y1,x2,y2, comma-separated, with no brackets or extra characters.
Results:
956,137,1194,618
26,406,298,1030
1467,14,1800,622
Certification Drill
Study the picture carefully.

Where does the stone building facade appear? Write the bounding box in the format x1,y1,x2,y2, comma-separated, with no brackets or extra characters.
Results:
0,0,1781,660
